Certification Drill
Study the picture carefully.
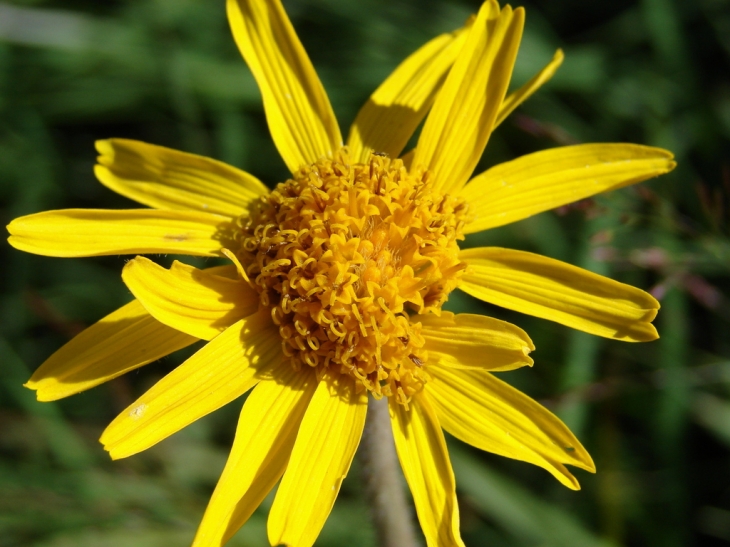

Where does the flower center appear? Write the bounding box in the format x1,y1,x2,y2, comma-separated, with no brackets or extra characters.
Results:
236,148,468,405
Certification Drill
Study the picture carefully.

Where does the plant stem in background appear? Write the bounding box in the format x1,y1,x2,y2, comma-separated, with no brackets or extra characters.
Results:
360,396,419,547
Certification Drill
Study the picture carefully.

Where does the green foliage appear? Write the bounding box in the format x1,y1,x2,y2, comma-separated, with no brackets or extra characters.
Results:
1,0,729,545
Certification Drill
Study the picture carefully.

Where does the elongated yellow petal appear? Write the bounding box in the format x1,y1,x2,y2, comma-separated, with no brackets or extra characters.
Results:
415,311,534,371
390,393,464,547
460,144,676,233
347,24,469,163
414,1,523,194
400,148,415,170
26,300,196,402
268,376,367,547
7,209,232,257
227,0,341,173
94,139,268,218
122,257,259,341
192,364,317,547
427,365,594,489
493,48,564,129
100,310,280,459
459,247,660,341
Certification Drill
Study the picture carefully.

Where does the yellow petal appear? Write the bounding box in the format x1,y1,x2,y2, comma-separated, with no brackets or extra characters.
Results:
122,256,259,341
192,364,317,547
413,1,524,194
493,48,564,129
347,23,470,163
100,310,280,459
227,0,341,173
400,148,415,171
427,365,594,489
459,247,660,341
94,139,268,218
26,300,196,402
460,144,676,233
390,393,464,547
7,209,232,257
268,376,367,547
415,311,534,372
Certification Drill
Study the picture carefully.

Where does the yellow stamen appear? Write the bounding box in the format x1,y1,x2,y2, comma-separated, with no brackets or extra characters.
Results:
236,148,468,402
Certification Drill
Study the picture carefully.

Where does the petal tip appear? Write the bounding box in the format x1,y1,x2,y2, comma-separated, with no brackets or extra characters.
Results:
94,139,114,159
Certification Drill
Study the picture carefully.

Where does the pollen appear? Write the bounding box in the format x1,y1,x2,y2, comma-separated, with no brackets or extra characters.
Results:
235,148,468,405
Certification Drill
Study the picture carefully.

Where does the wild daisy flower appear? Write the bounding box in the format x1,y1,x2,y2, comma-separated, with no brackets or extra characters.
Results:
7,0,675,545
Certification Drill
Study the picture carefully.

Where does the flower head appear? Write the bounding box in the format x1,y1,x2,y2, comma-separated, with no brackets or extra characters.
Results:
7,0,675,546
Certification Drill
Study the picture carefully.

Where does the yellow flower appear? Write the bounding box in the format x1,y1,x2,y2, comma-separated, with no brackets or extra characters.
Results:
7,0,675,546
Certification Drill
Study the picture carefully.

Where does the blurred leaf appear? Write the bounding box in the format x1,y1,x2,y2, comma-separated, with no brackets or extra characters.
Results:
450,445,614,547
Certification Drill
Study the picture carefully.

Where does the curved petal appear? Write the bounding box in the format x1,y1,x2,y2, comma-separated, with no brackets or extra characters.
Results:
26,300,196,402
268,376,367,547
192,364,317,547
427,365,594,489
413,1,523,194
459,247,660,341
347,23,470,163
400,148,415,171
7,209,232,257
122,257,259,341
100,310,280,459
390,393,464,547
227,0,341,173
94,139,268,218
415,311,534,372
493,48,564,129
460,144,676,233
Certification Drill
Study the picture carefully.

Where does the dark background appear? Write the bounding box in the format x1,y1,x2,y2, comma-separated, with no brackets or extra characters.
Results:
1,0,730,545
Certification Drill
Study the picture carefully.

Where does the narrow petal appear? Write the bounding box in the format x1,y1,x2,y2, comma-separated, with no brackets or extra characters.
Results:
413,1,524,194
227,0,341,173
26,300,196,402
460,144,676,233
415,311,534,372
493,48,564,129
459,247,660,342
427,365,595,489
390,394,464,547
268,376,367,547
94,139,268,218
7,209,232,257
122,257,259,341
347,23,470,163
100,310,280,459
400,148,415,171
192,364,317,547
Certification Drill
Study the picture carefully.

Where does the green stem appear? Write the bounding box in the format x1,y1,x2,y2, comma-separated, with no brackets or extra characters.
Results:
359,396,419,547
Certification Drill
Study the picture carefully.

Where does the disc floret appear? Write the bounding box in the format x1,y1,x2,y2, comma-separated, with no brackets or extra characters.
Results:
236,149,468,405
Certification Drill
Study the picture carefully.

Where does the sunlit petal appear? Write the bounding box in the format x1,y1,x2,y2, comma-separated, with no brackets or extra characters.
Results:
414,0,523,194
461,144,676,233
122,256,258,340
192,364,316,547
227,0,341,173
347,23,470,163
459,247,660,341
416,311,534,371
390,393,464,547
427,364,595,489
95,139,268,218
7,209,231,257
268,376,367,547
100,310,280,459
26,300,196,402
493,48,564,128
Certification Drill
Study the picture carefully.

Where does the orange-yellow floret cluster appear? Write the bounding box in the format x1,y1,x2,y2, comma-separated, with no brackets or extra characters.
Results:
236,149,468,405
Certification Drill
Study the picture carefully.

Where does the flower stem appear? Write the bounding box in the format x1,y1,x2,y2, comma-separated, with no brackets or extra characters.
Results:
359,396,419,547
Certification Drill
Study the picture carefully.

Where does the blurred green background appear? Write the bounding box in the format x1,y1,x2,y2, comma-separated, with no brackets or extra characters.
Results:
2,0,730,545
